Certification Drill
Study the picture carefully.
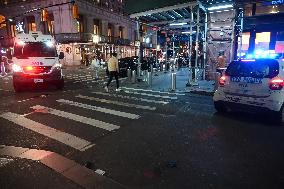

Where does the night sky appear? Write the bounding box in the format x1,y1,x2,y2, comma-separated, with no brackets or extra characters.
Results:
125,0,190,14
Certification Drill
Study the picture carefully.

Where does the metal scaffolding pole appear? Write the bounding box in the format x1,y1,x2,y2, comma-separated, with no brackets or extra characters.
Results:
230,10,236,63
186,6,194,86
238,9,244,58
203,12,208,80
156,30,158,65
189,6,193,64
172,34,175,59
136,20,141,64
194,6,200,82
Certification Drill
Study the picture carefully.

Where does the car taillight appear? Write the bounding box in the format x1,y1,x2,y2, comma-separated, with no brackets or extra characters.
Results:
269,78,284,90
219,76,226,87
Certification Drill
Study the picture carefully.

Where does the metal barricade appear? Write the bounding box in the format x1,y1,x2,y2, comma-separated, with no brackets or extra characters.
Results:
127,69,131,80
132,70,136,83
171,73,176,91
147,71,152,86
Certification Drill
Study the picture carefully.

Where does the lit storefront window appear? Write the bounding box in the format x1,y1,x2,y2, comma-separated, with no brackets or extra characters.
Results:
0,15,6,28
255,32,271,50
238,32,250,53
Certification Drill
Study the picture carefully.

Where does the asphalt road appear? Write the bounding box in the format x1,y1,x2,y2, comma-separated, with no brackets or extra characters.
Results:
0,69,284,189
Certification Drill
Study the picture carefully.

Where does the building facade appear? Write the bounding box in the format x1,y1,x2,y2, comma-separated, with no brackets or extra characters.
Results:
0,0,137,65
237,1,284,56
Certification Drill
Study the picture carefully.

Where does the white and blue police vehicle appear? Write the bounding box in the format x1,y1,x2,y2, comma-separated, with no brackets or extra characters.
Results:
213,51,284,124
11,31,64,92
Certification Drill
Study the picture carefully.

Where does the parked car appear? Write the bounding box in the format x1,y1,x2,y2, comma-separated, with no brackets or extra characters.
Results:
213,57,284,124
118,57,138,77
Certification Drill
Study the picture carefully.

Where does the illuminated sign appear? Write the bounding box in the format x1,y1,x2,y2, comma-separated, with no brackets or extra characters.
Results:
272,0,284,5
263,0,284,5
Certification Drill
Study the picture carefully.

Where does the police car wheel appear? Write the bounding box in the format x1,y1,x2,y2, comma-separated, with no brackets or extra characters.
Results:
214,101,226,113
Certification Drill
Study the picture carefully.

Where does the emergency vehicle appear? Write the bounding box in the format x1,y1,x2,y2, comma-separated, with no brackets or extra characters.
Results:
213,51,284,124
12,31,64,92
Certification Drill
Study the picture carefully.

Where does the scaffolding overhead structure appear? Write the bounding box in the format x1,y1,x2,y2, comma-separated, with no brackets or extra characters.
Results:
128,0,238,82
129,1,208,82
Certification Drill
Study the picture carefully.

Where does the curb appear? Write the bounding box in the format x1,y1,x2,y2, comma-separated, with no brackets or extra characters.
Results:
0,145,127,189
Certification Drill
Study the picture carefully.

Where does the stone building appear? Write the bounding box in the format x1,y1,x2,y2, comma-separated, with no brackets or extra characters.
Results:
0,0,137,65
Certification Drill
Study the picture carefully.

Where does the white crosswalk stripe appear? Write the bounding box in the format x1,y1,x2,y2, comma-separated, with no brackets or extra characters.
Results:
31,105,120,131
0,87,176,151
75,94,156,111
0,112,94,151
120,87,185,96
91,91,169,105
56,99,140,119
123,90,178,100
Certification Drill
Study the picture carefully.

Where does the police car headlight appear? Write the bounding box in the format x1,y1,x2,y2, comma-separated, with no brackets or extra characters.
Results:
12,64,23,72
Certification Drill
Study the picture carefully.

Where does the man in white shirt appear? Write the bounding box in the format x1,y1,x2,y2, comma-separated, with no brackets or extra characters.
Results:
105,53,120,92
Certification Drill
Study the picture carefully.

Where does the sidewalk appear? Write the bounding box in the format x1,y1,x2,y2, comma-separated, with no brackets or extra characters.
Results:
61,65,216,96
122,67,215,95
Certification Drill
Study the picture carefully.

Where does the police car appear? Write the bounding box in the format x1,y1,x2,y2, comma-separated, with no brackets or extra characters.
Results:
213,52,284,124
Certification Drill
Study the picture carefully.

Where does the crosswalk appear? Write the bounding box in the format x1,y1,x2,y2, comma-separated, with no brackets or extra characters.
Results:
0,87,180,152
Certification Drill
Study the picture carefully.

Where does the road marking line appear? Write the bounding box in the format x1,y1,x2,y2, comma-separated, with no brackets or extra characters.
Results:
31,105,120,131
91,91,169,105
76,94,156,111
123,90,178,100
120,87,185,96
0,112,93,151
56,99,140,119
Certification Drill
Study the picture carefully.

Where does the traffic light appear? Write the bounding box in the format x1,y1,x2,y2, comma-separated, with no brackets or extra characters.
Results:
72,2,79,19
41,9,48,21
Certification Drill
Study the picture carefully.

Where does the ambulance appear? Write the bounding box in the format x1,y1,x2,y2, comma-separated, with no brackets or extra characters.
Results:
12,31,64,92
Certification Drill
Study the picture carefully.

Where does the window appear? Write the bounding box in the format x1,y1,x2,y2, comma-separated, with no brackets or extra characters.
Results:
119,26,123,38
14,42,57,58
94,19,100,35
108,27,112,36
226,59,279,78
0,15,6,28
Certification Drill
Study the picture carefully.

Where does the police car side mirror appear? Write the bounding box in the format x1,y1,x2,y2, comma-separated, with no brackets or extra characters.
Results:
59,52,64,59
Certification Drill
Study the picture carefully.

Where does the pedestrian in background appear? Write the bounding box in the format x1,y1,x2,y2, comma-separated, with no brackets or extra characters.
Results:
91,56,100,79
104,52,120,92
216,51,226,75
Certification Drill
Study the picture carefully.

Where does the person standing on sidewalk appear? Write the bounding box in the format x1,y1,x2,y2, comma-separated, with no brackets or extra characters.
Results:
104,52,120,92
91,56,100,79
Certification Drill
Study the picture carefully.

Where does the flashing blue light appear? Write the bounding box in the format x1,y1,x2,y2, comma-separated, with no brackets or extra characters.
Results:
246,54,254,59
269,53,277,59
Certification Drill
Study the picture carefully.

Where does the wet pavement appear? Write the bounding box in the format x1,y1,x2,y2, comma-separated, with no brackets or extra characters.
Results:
0,67,284,189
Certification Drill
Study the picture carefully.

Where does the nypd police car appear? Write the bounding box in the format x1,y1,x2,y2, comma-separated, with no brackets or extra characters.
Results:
213,53,284,124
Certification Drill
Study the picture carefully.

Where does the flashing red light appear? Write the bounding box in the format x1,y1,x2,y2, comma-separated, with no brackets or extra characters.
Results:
269,78,284,90
219,76,226,87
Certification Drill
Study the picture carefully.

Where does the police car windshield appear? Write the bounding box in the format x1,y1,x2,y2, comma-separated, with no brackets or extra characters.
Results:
14,42,57,58
225,59,279,79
